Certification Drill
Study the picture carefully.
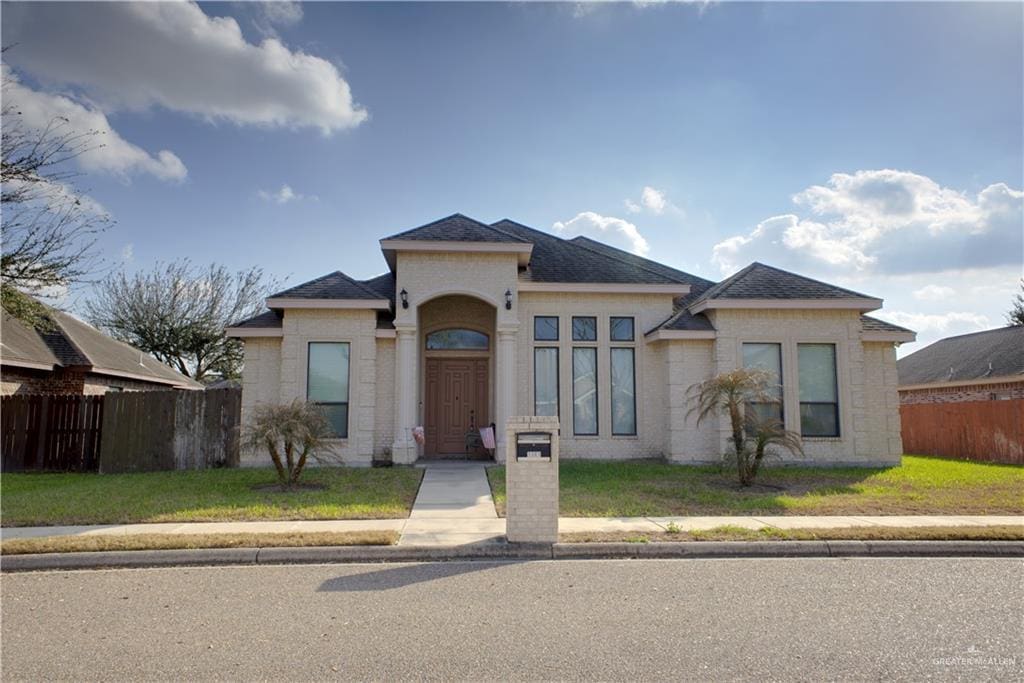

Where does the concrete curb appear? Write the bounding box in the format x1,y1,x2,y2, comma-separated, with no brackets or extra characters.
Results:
2,540,1021,572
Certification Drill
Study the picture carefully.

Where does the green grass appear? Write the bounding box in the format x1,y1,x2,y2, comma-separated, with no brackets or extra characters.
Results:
1,467,423,527
487,455,1024,517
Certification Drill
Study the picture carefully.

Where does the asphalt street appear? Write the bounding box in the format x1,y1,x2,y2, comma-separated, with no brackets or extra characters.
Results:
2,558,1022,681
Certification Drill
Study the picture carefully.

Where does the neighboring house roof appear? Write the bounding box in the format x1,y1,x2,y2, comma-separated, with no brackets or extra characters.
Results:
382,213,530,243
0,309,202,389
897,325,1024,387
490,219,689,286
269,270,386,300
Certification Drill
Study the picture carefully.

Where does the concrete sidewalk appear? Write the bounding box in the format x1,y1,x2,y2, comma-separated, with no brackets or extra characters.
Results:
400,461,500,546
3,514,1020,544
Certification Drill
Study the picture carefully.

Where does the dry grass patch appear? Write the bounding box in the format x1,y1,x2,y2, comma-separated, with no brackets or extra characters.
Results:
0,530,399,555
560,525,1024,544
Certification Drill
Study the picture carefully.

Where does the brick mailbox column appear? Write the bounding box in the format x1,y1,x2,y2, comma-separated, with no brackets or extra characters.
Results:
505,416,559,544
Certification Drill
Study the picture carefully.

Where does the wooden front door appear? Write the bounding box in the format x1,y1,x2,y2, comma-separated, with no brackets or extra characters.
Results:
424,358,489,457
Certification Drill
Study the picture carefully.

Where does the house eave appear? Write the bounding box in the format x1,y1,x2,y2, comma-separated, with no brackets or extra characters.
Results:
898,375,1024,392
264,297,391,310
379,239,534,269
863,331,916,343
225,327,284,338
690,297,884,314
0,358,60,372
644,329,717,342
518,282,691,296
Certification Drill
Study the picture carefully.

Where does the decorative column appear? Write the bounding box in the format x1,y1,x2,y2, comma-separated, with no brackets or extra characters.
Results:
494,327,518,463
391,325,418,464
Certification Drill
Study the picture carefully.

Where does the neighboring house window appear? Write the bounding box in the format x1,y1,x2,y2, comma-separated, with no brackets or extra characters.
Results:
798,343,839,437
572,347,598,435
425,329,489,350
307,342,350,438
572,316,597,341
742,343,783,426
609,316,634,342
534,347,559,417
534,316,559,341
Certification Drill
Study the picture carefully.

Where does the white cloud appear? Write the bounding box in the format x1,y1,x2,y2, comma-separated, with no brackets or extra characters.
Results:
120,244,134,263
260,2,304,27
912,284,955,301
623,185,679,216
711,170,1022,276
258,184,314,204
3,1,367,134
2,67,187,181
875,311,990,336
552,212,651,256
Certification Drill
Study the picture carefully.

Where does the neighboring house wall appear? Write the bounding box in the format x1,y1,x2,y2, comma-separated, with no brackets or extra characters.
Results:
899,380,1024,404
2,367,176,396
707,308,901,465
517,291,675,459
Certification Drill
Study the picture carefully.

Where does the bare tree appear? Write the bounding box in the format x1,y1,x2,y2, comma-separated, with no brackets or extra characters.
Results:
1,65,110,325
1008,279,1024,326
86,260,279,382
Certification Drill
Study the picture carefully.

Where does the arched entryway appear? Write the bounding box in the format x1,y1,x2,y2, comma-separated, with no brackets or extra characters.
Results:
417,295,496,458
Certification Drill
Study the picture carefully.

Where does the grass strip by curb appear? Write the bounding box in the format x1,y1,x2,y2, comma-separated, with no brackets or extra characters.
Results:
0,530,399,555
560,524,1024,544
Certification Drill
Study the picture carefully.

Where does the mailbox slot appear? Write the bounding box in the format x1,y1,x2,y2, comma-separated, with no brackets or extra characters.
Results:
516,432,552,460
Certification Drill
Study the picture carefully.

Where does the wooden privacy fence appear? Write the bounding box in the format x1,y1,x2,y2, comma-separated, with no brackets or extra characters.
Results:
1,395,104,472
900,399,1024,465
1,388,240,473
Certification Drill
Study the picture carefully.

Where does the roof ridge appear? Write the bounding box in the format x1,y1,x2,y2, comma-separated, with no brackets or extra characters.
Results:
384,213,530,243
566,235,714,287
926,324,1023,342
41,310,91,367
746,261,874,299
271,270,384,300
490,219,681,285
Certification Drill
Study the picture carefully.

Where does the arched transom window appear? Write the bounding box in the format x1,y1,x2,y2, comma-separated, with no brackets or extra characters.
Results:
426,329,490,350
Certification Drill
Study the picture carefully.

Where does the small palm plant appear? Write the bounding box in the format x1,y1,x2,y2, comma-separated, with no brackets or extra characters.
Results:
688,368,803,486
242,400,338,488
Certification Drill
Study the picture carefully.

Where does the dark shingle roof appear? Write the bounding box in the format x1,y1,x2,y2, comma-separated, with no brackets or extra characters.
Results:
490,220,689,286
383,213,529,243
897,325,1024,386
270,271,387,300
359,272,396,303
861,315,914,334
229,310,282,329
568,236,716,293
690,262,877,305
653,308,716,333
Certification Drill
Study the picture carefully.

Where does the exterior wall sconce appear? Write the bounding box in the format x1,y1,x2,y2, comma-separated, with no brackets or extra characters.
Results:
400,288,409,309
505,289,513,310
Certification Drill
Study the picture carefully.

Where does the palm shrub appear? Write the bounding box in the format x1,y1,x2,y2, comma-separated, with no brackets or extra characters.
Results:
242,400,338,487
688,368,804,486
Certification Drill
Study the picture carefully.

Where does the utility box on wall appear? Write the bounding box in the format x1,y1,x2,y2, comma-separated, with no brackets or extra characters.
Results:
505,416,559,543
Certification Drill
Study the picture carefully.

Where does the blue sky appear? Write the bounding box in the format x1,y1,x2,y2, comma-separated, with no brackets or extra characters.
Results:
3,1,1022,354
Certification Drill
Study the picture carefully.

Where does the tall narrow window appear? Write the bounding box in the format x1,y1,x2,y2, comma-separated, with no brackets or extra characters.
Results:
610,348,636,435
742,343,783,426
534,348,559,417
572,347,598,435
307,342,350,438
798,343,839,437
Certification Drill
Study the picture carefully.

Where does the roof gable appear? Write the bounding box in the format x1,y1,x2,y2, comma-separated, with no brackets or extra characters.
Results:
269,270,387,301
897,325,1024,386
382,213,529,243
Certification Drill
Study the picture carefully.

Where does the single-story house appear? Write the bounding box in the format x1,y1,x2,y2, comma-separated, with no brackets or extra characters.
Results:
897,325,1024,404
227,213,915,466
1,308,203,395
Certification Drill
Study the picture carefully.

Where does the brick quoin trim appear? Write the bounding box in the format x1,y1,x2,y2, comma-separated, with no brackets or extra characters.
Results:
899,381,1024,405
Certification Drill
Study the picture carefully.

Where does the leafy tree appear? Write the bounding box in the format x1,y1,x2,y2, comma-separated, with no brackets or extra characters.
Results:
86,260,279,382
242,400,338,487
1,66,110,326
688,368,804,486
1008,279,1024,326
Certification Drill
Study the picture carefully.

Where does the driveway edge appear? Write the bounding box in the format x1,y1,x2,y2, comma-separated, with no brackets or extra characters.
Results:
2,540,1021,572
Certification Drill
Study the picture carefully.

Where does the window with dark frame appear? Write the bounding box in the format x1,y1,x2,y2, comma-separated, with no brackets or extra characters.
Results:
534,316,559,341
610,347,636,435
534,347,559,417
798,343,839,437
742,342,784,428
572,316,597,342
610,316,635,342
572,347,598,435
307,342,350,438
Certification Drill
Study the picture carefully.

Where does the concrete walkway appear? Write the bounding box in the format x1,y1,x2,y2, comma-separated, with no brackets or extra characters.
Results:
399,461,501,546
3,515,1019,544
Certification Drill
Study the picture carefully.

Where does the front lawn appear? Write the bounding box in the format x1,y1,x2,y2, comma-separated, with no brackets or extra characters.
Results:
1,467,423,527
487,456,1024,517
